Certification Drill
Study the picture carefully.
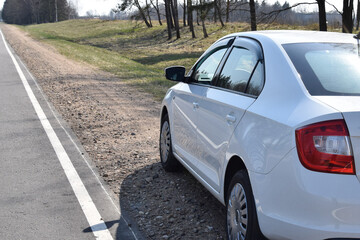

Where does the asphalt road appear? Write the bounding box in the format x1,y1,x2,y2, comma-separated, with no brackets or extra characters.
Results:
0,29,142,240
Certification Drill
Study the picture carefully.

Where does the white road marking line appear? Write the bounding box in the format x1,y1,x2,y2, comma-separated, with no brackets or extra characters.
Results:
0,30,113,240
17,35,139,240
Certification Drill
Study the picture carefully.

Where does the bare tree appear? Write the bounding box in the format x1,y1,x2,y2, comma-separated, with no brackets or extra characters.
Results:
171,0,181,38
182,0,187,26
226,0,230,22
356,0,360,30
144,0,153,27
55,0,57,22
193,0,213,37
116,0,152,27
150,0,162,25
342,0,354,33
214,0,224,27
165,0,172,39
187,0,196,38
259,2,318,27
327,0,355,33
316,0,327,31
249,0,256,31
199,0,209,37
225,0,248,23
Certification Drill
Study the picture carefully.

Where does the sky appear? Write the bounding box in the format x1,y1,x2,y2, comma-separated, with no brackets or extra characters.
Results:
0,0,346,17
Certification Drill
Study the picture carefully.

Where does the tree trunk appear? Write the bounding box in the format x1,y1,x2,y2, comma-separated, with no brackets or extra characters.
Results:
49,0,51,22
196,0,200,25
214,0,224,27
196,9,200,25
172,0,181,38
165,0,172,39
249,0,256,31
356,0,360,30
342,0,354,33
226,0,229,22
183,0,187,26
145,0,153,27
187,0,196,38
199,0,208,38
152,0,162,25
214,0,217,23
55,0,58,22
202,19,208,38
135,0,152,27
169,0,175,28
187,0,191,28
317,0,327,31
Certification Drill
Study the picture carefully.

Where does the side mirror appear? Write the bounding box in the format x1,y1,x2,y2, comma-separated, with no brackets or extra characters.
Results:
165,66,186,82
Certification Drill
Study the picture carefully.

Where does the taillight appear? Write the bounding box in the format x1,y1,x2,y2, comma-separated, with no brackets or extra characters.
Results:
295,120,355,175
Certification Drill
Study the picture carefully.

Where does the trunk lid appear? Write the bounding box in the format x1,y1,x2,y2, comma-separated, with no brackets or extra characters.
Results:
314,96,360,182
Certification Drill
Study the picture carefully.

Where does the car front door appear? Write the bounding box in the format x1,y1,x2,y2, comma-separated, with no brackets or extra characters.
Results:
196,37,265,192
171,38,233,170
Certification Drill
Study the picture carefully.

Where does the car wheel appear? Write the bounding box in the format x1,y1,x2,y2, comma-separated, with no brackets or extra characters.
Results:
160,113,180,172
226,170,265,240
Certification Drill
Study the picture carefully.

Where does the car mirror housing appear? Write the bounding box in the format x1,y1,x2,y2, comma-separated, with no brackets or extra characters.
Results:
165,66,186,82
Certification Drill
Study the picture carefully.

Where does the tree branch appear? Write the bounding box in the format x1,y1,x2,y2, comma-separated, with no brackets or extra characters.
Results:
258,2,317,24
325,0,342,15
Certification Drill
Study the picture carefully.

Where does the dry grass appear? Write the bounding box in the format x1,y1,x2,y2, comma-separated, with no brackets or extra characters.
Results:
20,19,334,99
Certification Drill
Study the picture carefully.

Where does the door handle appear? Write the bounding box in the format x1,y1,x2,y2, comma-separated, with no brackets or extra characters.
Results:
193,102,199,110
226,114,236,124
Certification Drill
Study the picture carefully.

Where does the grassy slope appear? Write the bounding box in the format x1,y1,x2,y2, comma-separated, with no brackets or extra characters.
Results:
19,19,332,99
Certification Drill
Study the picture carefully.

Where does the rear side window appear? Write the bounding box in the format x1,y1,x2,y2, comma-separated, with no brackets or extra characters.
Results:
217,47,258,92
215,39,264,96
246,61,264,96
283,43,360,96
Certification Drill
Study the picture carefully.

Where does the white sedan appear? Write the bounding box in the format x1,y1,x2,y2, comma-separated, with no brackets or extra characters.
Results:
159,30,360,240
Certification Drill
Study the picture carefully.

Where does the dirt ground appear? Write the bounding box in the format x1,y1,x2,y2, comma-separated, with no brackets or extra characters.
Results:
1,24,226,240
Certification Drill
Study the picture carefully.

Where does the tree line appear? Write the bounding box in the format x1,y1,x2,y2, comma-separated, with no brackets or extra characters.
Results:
115,0,360,39
2,0,77,25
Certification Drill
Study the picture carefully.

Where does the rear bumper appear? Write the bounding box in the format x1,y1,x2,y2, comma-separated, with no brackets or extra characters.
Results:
250,148,360,240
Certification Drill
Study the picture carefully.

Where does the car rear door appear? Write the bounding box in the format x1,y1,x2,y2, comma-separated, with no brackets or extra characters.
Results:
196,37,265,192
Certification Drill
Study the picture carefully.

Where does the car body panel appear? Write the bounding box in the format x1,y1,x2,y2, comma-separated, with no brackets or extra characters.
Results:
251,148,360,240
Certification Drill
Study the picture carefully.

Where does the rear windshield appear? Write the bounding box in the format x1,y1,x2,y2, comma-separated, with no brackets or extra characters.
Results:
283,43,360,96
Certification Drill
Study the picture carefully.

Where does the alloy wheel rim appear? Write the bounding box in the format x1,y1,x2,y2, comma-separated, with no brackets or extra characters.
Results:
227,183,248,240
160,121,171,162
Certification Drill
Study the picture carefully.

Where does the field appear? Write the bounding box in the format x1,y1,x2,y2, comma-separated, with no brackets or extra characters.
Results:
21,19,323,99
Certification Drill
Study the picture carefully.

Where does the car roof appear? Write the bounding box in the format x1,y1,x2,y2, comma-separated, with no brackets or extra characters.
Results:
223,30,357,45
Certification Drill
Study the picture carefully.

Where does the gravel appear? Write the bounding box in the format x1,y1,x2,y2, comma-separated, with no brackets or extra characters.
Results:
1,24,226,240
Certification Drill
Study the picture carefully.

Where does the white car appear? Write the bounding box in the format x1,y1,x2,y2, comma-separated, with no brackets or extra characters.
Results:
159,30,360,240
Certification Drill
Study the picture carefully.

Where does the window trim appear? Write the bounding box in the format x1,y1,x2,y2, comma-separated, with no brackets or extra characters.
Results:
187,37,235,84
186,36,266,98
212,37,265,97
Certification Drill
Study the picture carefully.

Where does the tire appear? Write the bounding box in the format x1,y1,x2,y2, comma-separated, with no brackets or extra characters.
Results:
226,170,265,240
159,113,180,172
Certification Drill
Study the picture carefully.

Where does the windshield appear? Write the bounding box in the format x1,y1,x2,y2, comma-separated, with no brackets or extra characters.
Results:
283,43,360,96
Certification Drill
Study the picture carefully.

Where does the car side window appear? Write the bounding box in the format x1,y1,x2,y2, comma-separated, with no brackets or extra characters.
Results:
193,47,227,84
216,46,259,93
216,40,264,97
246,61,264,96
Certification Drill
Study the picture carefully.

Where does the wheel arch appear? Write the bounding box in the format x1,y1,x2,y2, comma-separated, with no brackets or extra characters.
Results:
223,155,247,201
160,106,168,124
